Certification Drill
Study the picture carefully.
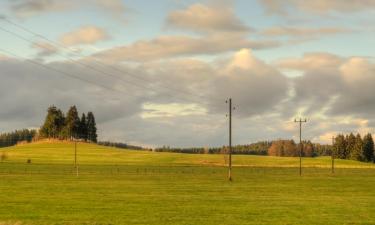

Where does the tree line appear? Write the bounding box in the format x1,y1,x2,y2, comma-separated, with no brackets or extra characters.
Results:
267,140,332,157
333,133,374,162
98,141,149,151
39,105,98,142
155,141,272,155
0,129,37,147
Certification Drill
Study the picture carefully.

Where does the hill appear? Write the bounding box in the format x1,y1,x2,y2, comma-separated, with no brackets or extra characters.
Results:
1,141,374,168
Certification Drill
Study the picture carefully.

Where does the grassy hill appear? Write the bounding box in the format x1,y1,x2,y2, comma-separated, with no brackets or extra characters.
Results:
1,141,374,168
1,142,375,225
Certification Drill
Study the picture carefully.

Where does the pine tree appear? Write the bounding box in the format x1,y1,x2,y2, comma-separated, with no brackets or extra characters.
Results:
87,112,97,143
350,134,363,161
40,106,65,139
64,106,80,139
79,113,88,141
334,134,346,159
346,133,356,160
363,133,374,162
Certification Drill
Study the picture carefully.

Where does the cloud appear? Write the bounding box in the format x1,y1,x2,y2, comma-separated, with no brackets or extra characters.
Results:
0,48,290,146
280,53,375,123
8,0,128,21
93,1,279,62
9,0,73,17
60,26,110,46
141,103,207,119
93,0,127,21
260,0,375,15
262,27,348,37
276,53,343,71
31,41,59,57
94,34,279,62
0,54,10,61
166,3,250,33
209,49,289,117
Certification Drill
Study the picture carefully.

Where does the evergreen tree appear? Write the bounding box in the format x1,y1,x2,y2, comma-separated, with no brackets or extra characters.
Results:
79,113,88,141
0,129,37,147
64,106,80,139
40,106,65,139
350,134,363,161
334,134,346,159
363,133,374,162
346,133,356,160
87,112,97,143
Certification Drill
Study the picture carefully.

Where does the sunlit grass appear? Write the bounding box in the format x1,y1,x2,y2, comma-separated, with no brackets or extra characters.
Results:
1,142,375,225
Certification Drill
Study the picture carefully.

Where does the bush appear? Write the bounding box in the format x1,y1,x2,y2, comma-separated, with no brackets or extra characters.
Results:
0,152,7,162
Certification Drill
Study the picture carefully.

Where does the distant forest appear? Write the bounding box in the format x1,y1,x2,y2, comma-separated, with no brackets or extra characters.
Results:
154,141,332,157
0,129,37,147
154,133,375,163
98,141,149,151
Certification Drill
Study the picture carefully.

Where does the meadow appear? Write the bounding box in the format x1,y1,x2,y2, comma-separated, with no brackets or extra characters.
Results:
1,142,375,225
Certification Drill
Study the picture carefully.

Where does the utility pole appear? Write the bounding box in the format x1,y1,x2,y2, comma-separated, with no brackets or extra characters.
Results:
294,118,307,176
74,140,78,177
331,136,335,174
226,98,234,181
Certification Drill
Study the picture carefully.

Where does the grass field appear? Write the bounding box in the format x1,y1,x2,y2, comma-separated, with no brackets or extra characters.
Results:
1,142,375,225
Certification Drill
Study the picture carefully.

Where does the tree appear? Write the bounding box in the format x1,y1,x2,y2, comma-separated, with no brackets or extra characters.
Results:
363,133,374,162
350,134,363,161
303,140,314,157
64,106,80,139
79,113,88,141
268,140,297,157
334,134,346,159
87,112,97,143
40,106,65,139
346,133,356,160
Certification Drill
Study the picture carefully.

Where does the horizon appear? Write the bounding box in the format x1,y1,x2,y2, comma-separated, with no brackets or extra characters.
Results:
1,0,375,148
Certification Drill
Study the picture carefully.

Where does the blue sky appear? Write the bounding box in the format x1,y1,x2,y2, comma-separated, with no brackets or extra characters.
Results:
0,0,375,147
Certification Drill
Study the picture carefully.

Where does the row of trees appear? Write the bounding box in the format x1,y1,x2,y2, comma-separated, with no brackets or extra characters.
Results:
333,133,374,162
0,129,37,147
154,141,272,155
267,140,318,157
40,106,97,142
98,141,148,151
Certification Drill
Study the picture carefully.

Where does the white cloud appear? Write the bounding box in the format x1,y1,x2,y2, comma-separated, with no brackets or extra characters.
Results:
262,27,348,37
210,49,289,117
260,0,375,15
166,3,249,33
31,41,59,57
94,34,279,62
10,0,71,17
141,103,207,119
276,53,343,71
60,26,110,46
7,0,128,21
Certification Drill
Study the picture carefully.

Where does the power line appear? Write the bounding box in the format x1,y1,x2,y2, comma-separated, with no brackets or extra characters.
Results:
0,17,224,104
0,26,223,108
0,47,144,98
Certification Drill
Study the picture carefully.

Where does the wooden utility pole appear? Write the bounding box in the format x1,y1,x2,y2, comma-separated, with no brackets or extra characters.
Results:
295,118,307,176
226,98,234,181
331,136,335,174
74,140,78,177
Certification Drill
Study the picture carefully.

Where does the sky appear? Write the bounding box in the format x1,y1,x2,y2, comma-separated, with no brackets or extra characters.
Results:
0,0,374,147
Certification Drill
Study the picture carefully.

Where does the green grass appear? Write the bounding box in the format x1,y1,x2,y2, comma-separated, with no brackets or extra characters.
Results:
1,141,375,225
